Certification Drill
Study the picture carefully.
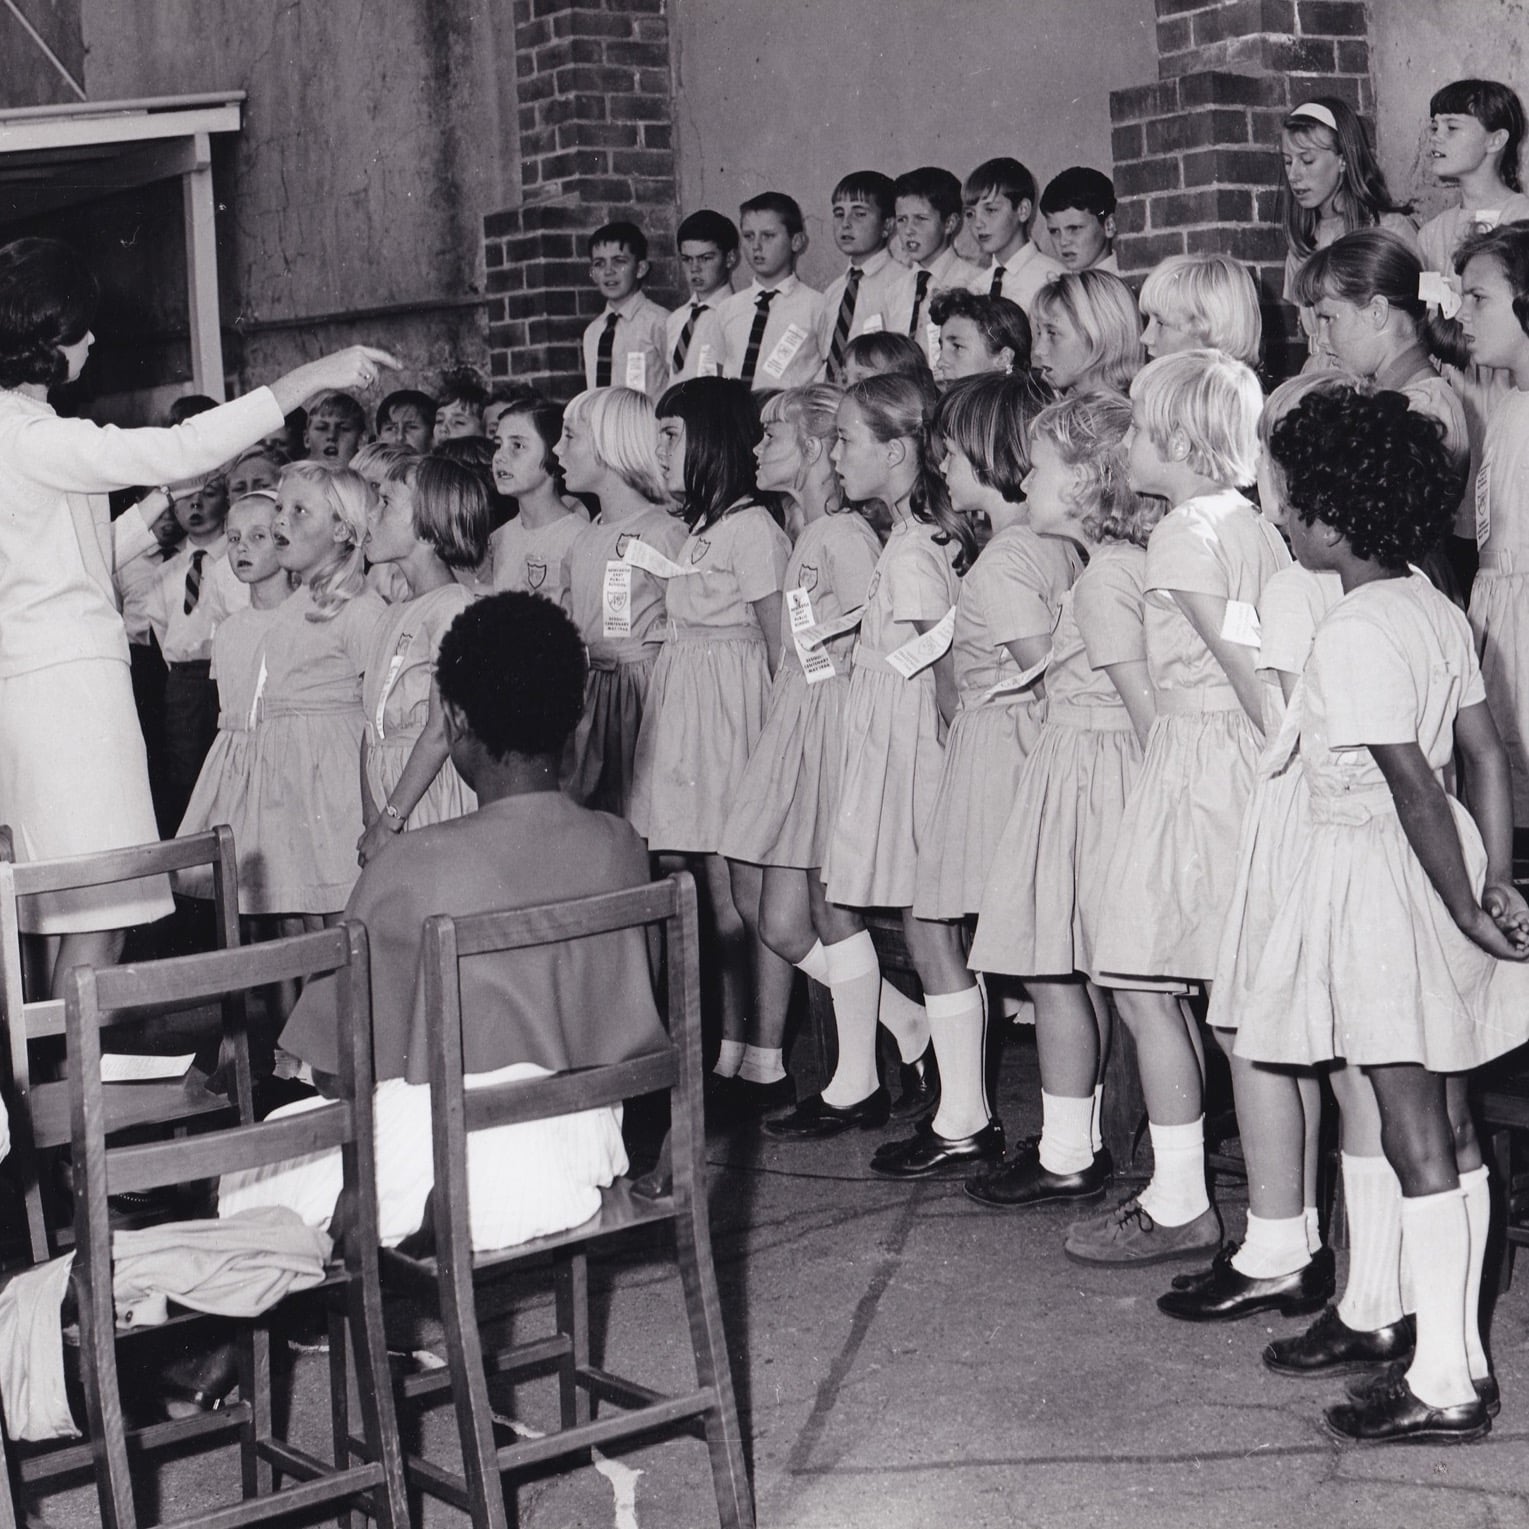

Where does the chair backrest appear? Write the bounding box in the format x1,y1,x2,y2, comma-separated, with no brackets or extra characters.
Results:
421,872,701,1258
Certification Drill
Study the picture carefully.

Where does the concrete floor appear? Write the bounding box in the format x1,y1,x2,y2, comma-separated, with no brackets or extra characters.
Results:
20,1031,1529,1528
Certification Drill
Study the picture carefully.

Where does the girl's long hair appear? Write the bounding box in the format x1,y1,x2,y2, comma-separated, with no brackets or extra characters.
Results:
280,460,372,621
655,377,763,532
1280,97,1411,260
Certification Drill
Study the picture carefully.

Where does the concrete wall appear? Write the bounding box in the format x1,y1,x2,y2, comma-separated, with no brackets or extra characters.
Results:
669,0,1159,291
1371,0,1529,226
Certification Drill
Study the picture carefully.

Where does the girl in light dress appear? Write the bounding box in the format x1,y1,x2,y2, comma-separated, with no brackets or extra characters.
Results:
1236,385,1529,1445
556,386,686,816
719,386,931,1139
630,378,793,1099
489,398,583,608
239,462,389,925
1028,269,1145,395
355,456,490,867
965,392,1158,1213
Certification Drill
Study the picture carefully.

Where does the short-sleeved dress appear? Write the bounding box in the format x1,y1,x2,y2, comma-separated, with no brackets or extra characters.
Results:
720,509,883,869
1207,565,1342,1029
565,506,690,816
968,542,1147,979
360,582,476,830
914,524,1080,920
629,503,791,853
176,600,288,908
1469,387,1529,823
1093,489,1290,983
240,585,389,914
489,512,584,609
823,517,961,909
1236,574,1529,1070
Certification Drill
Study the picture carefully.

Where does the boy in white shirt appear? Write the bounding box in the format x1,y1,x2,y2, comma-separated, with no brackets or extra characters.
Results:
1040,167,1121,275
666,210,740,381
964,157,1065,315
695,193,825,389
889,165,989,363
580,221,670,401
815,171,904,382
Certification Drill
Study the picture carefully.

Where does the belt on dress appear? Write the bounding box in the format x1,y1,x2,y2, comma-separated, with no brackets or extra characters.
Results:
1154,686,1243,715
1045,701,1137,731
1477,550,1524,573
1308,784,1396,825
665,621,764,644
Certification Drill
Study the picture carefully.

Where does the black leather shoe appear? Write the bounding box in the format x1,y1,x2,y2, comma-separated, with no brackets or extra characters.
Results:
1324,1374,1489,1445
1346,1361,1500,1418
1263,1305,1415,1377
870,1117,1005,1179
761,1087,891,1140
1157,1245,1335,1322
963,1136,1112,1209
890,1042,940,1120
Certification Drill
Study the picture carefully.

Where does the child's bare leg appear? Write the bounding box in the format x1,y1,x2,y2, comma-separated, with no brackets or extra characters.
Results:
725,857,793,1086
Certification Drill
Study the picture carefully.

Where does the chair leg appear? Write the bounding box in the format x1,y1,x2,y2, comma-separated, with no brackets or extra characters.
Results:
76,1302,140,1529
553,1250,591,1428
673,1203,754,1529
233,1323,272,1499
345,1268,410,1529
439,1260,511,1529
1492,1127,1515,1295
0,1419,19,1529
328,1296,354,1529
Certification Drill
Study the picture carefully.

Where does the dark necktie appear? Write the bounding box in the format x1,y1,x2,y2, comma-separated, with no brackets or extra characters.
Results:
908,269,932,336
827,266,863,382
595,310,619,387
672,302,708,372
183,549,205,615
989,265,1005,299
740,289,778,387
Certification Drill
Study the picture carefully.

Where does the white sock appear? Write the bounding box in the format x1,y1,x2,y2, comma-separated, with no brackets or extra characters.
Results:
1137,1118,1209,1227
1461,1164,1491,1380
1401,1188,1475,1408
1336,1153,1405,1333
821,931,882,1107
1038,1091,1095,1175
879,978,930,1063
713,1039,744,1078
1231,1212,1310,1279
927,984,989,1139
738,1044,785,1085
1305,1204,1322,1257
1090,1084,1104,1155
795,939,832,985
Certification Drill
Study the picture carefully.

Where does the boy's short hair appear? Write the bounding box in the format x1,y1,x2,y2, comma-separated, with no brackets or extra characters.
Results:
832,171,896,221
376,388,438,434
739,192,805,238
588,220,648,262
892,166,964,222
677,209,740,255
1138,254,1263,366
1040,166,1117,220
1129,349,1263,488
310,390,367,432
963,157,1038,212
438,367,489,412
168,394,217,425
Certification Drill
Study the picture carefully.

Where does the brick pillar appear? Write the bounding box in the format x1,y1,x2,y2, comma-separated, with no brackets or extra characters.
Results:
483,0,679,399
1110,0,1373,378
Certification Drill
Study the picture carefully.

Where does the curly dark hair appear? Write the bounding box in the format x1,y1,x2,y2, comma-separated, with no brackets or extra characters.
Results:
436,591,587,761
1270,387,1462,570
0,237,99,389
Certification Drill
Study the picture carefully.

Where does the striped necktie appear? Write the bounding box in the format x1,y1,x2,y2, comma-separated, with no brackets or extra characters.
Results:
672,301,708,371
740,289,778,386
908,269,932,335
827,265,863,381
595,310,619,387
183,549,205,615
989,265,1005,299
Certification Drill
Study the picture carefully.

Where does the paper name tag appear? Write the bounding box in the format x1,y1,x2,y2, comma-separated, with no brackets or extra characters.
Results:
979,649,1051,704
761,323,809,381
603,562,632,637
1220,599,1262,648
697,343,718,377
1473,209,1505,231
625,351,647,391
102,1052,195,1083
885,606,956,679
786,586,816,634
860,314,884,334
925,321,941,365
1477,462,1491,548
794,605,865,651
248,653,268,731
787,587,836,683
374,632,414,739
619,540,700,579
1418,271,1463,321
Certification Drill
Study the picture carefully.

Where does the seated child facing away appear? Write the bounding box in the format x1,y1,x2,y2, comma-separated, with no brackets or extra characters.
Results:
668,209,741,380
1040,167,1120,274
582,220,670,401
964,156,1065,313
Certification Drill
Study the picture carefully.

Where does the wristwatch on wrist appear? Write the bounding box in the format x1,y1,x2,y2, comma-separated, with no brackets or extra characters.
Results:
383,805,404,832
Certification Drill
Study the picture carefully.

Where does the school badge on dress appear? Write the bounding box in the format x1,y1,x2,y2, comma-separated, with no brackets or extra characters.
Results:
689,539,710,565
526,557,547,590
798,564,818,593
615,532,633,558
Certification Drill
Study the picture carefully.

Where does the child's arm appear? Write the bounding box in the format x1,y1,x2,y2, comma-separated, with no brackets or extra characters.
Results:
912,616,958,726
752,592,785,678
359,734,379,828
1002,635,1051,702
1370,735,1529,959
1455,699,1529,941
356,679,454,867
1169,590,1265,732
1102,659,1157,747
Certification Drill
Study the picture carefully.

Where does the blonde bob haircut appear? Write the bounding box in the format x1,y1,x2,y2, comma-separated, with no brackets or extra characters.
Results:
1030,268,1145,393
350,440,416,483
1128,348,1263,488
760,383,846,509
1030,389,1162,548
1138,254,1263,366
564,386,667,503
278,460,373,621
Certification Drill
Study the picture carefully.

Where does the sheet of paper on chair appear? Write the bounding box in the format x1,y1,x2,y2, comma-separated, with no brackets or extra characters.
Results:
100,1053,195,1083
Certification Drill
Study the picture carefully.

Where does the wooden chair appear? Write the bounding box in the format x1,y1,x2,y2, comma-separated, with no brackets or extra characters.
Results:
380,872,754,1529
10,923,408,1529
1477,1056,1529,1292
0,827,245,1266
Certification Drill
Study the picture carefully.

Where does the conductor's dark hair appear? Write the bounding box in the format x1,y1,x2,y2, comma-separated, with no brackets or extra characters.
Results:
0,237,100,388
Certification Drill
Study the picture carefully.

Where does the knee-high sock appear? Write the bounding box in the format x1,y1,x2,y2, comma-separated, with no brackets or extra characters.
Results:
1460,1164,1491,1380
1091,1084,1104,1155
1137,1118,1209,1227
878,979,930,1063
820,931,882,1106
795,939,832,985
1336,1153,1405,1333
927,984,988,1138
1402,1188,1475,1409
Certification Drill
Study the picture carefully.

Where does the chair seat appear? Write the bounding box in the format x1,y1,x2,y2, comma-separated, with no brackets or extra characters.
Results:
28,1074,233,1151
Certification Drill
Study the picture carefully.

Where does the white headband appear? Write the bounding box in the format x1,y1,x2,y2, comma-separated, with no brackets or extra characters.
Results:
1289,102,1339,132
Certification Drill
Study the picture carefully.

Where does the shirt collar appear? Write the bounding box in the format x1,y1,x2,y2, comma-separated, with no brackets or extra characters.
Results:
605,290,647,320
1001,240,1040,274
749,272,800,298
845,247,893,280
